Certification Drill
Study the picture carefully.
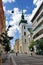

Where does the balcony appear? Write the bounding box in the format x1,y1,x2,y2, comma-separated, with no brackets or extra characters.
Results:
36,9,43,21
33,9,43,25
33,17,43,31
34,34,43,41
33,9,43,30
33,25,43,37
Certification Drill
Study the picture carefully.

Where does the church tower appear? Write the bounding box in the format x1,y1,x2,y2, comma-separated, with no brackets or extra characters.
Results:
19,11,29,53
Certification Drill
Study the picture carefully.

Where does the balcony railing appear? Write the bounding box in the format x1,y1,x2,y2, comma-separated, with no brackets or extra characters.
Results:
34,34,43,41
33,17,43,31
33,25,43,37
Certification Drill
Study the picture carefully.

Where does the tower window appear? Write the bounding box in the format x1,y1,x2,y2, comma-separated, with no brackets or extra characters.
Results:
24,26,25,29
24,32,26,36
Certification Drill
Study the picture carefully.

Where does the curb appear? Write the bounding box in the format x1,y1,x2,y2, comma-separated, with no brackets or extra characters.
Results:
10,56,17,65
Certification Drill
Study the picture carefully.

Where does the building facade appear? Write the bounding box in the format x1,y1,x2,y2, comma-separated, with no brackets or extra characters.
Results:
31,2,43,41
0,0,5,52
0,0,5,35
14,39,19,53
19,12,31,53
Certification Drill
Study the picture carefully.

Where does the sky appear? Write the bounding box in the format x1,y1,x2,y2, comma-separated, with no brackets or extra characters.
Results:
2,0,43,49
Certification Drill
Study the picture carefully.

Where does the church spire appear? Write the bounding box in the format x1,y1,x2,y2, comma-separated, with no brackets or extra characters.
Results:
19,10,27,25
21,10,24,20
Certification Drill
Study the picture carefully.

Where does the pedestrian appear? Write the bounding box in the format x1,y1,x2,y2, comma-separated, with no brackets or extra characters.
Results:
31,52,32,56
16,52,18,56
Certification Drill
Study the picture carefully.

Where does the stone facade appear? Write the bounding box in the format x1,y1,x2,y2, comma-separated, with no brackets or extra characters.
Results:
19,23,31,53
19,12,31,53
14,39,19,53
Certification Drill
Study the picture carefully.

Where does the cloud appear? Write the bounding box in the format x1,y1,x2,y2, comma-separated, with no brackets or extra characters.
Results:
33,0,38,5
2,0,15,3
3,6,12,14
3,6,6,11
23,9,27,13
3,7,20,37
9,8,27,26
33,0,43,6
3,5,32,38
5,7,32,37
8,25,16,37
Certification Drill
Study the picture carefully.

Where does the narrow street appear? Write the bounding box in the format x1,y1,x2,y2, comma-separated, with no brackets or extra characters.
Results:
0,0,43,65
11,53,43,65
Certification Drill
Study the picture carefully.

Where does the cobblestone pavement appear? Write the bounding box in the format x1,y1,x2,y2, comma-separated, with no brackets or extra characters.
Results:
12,53,43,65
2,58,10,65
2,54,10,65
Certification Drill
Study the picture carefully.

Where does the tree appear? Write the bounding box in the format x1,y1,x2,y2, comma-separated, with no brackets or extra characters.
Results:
0,25,13,53
29,40,35,51
4,42,10,53
33,39,43,55
34,39,43,50
39,38,43,50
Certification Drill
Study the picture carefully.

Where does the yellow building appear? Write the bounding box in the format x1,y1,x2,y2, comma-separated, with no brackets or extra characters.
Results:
14,39,19,53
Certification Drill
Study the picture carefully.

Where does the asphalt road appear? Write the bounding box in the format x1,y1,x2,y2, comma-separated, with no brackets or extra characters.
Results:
12,53,43,65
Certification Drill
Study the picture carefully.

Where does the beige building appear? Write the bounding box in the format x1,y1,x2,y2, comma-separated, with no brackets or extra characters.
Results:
31,1,43,41
14,39,19,53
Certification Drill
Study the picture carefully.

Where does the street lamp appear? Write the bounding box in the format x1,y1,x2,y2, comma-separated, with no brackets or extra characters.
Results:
11,10,14,13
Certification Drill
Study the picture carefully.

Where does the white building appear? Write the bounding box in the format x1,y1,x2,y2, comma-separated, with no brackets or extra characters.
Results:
31,1,43,41
19,12,31,53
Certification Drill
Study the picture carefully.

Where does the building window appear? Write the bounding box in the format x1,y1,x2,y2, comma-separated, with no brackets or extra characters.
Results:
37,13,43,22
24,32,26,36
24,26,25,29
42,12,43,16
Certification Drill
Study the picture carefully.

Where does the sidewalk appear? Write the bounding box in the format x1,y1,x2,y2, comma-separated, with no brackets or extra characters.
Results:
2,57,10,65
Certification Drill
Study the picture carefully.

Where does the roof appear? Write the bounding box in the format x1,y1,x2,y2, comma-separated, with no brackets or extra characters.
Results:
19,19,27,25
19,10,27,25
